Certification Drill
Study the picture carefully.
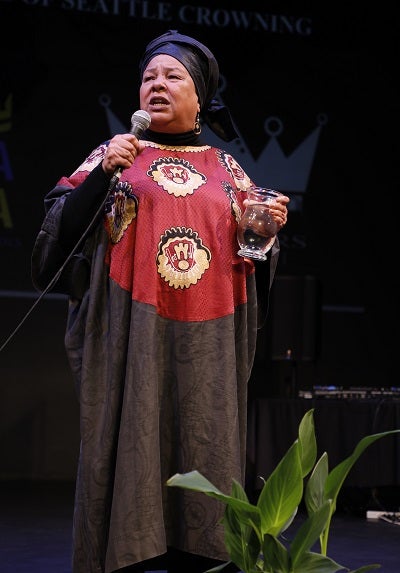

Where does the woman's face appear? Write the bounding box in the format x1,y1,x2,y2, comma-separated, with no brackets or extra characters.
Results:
140,54,201,133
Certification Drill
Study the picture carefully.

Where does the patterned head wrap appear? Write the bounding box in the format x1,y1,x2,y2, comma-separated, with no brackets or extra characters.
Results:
139,30,238,142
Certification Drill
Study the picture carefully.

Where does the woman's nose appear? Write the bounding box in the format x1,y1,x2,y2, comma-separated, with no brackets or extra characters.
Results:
152,77,166,89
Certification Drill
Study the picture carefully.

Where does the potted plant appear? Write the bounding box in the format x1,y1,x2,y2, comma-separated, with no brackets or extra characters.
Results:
167,408,400,573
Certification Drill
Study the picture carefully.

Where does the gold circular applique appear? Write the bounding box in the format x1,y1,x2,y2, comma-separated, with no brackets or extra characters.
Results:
157,227,211,289
147,157,206,197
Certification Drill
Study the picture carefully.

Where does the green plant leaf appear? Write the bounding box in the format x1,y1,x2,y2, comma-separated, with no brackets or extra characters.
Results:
219,481,260,572
292,551,347,573
348,565,381,572
230,478,249,502
167,471,227,497
261,533,290,572
223,505,260,573
325,430,400,506
167,471,261,529
304,452,329,514
290,501,332,563
257,440,303,536
167,471,252,508
298,408,318,477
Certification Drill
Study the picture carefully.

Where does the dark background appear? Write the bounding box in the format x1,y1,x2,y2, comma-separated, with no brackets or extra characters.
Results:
0,0,398,481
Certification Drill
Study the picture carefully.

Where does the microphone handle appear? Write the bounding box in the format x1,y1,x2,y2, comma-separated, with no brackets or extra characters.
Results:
108,169,124,192
108,113,150,191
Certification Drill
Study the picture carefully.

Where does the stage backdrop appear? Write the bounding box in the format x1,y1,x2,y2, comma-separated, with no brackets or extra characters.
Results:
0,1,398,480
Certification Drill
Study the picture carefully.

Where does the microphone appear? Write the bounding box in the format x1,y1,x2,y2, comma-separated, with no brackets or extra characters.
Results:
109,109,151,188
129,109,152,138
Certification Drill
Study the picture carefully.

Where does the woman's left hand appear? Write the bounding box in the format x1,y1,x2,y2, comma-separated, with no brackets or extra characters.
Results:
271,193,290,230
243,192,290,230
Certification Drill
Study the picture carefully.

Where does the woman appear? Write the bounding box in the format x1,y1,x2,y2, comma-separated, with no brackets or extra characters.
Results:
32,30,289,573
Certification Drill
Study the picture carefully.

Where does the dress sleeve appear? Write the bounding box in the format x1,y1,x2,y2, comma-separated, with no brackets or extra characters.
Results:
31,146,111,295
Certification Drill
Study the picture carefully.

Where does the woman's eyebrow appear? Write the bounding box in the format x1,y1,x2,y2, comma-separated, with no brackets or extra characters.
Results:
144,64,186,74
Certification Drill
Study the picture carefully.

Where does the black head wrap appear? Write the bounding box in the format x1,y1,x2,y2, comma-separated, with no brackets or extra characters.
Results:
139,30,238,142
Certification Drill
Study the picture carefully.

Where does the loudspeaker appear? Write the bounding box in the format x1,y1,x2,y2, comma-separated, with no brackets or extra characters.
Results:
268,275,321,362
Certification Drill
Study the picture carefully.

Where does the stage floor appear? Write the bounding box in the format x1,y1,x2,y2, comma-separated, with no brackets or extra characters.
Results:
0,481,399,573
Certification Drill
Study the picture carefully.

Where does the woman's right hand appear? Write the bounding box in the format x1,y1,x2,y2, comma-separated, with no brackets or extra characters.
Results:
101,134,145,176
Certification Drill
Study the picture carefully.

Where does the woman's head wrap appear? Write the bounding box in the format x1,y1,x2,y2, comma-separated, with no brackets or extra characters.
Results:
139,30,238,142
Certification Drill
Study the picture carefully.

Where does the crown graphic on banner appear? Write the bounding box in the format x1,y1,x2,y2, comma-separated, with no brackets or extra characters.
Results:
99,86,327,212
